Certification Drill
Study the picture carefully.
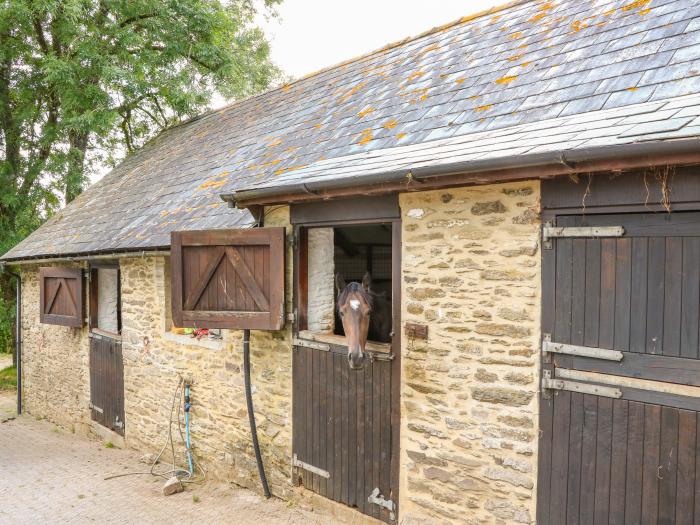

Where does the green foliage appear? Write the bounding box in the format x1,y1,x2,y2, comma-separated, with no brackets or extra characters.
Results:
104,441,114,448
0,0,281,351
0,365,16,390
0,292,13,353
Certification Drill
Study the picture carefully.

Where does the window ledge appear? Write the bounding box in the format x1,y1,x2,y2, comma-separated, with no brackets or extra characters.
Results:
163,331,225,350
297,330,392,354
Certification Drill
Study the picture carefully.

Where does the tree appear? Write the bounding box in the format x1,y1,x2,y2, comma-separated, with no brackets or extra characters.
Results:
0,0,282,356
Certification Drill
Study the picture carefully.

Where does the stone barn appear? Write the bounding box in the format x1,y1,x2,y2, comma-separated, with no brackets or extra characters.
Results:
4,0,700,523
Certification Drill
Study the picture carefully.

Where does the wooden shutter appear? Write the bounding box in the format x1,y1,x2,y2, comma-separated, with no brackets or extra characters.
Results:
39,267,84,327
171,228,286,330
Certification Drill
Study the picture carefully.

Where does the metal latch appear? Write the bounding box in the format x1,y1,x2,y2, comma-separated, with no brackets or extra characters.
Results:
89,402,104,414
114,416,124,429
292,453,330,478
542,334,623,362
542,221,624,249
368,487,396,520
541,369,622,399
293,337,330,352
369,352,395,362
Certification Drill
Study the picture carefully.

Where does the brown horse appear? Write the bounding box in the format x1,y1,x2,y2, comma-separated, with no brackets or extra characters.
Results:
336,272,391,370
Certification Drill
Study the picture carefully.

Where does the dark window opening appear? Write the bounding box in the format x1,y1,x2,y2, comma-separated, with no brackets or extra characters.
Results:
303,223,393,344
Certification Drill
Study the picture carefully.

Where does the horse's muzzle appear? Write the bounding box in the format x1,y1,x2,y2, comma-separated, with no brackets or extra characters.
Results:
348,350,364,370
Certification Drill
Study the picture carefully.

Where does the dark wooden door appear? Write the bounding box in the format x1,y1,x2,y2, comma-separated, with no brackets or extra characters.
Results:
292,342,395,522
538,211,700,524
89,333,125,436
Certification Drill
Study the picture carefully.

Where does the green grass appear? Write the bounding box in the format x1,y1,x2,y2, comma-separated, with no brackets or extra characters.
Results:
0,366,16,391
192,495,200,503
104,441,114,449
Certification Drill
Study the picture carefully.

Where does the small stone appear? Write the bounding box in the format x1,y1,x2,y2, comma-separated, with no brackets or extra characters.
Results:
471,387,534,406
474,369,498,383
162,476,183,496
471,200,507,215
475,322,531,339
440,193,454,203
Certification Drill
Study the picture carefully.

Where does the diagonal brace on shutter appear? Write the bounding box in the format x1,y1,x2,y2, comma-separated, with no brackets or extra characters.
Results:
542,222,624,249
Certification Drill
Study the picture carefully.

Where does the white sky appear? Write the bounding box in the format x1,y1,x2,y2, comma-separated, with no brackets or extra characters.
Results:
212,0,497,107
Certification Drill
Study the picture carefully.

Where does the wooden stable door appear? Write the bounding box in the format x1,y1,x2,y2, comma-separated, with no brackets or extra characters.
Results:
538,211,700,524
89,333,125,436
293,343,395,522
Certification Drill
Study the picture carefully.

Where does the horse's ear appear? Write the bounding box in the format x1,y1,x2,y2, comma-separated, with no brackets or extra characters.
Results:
362,272,372,292
335,273,346,295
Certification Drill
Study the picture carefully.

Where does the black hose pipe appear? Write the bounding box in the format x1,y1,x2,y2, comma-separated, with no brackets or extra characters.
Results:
4,269,21,415
243,329,271,498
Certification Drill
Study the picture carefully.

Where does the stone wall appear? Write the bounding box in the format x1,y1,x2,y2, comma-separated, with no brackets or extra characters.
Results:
20,262,92,434
119,206,295,496
398,181,541,525
307,227,335,333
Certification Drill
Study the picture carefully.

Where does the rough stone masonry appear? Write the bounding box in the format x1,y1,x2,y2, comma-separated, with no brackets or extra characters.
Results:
398,181,541,525
17,182,541,524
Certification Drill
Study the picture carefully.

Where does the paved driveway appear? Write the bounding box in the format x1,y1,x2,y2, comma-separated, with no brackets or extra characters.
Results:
0,395,339,525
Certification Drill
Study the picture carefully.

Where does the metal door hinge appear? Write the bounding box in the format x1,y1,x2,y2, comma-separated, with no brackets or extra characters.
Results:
292,453,330,478
541,369,621,399
114,416,124,429
542,221,624,249
542,334,623,362
370,352,395,362
368,488,396,521
89,402,104,414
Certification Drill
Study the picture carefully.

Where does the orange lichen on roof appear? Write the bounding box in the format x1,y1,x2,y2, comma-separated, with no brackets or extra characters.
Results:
476,104,493,111
281,84,292,92
267,137,283,148
313,123,322,129
396,132,407,140
508,53,524,61
490,15,501,24
337,82,367,103
603,8,616,16
495,75,518,85
358,106,375,117
571,20,588,32
627,86,639,91
274,164,308,176
455,78,466,84
509,31,523,39
382,119,399,130
358,129,374,145
529,12,548,23
621,0,651,11
639,8,652,15
407,70,426,82
197,179,227,191
419,43,440,56
519,42,529,49
521,61,533,67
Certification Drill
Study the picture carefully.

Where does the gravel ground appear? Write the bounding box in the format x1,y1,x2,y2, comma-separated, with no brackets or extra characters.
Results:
0,393,342,525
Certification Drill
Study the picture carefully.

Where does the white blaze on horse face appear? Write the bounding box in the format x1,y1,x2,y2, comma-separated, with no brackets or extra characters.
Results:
350,299,360,311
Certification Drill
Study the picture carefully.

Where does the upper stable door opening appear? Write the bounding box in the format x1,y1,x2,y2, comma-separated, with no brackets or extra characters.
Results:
305,223,393,344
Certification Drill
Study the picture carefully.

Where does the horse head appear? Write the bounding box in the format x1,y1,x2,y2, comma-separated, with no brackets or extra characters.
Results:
336,272,373,370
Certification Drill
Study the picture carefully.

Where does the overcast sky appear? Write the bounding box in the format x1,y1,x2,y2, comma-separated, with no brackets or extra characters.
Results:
212,0,496,107
260,1,496,79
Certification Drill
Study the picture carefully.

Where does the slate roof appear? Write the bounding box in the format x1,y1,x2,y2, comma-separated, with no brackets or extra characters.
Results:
4,0,700,261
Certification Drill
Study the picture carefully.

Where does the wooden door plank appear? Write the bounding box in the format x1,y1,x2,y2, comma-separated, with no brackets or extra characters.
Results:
571,239,587,346
609,399,629,524
675,410,696,525
333,352,343,502
311,348,320,494
614,238,632,352
663,237,683,357
225,247,270,311
630,238,649,354
593,397,613,525
579,394,598,524
599,239,616,350
549,391,571,524
646,238,666,355
658,405,679,524
185,247,224,310
682,238,700,359
341,353,349,506
537,394,555,525
319,350,328,497
584,239,601,349
356,363,366,513
348,366,357,508
379,361,392,523
641,404,661,525
566,392,584,525
554,238,573,344
625,401,645,525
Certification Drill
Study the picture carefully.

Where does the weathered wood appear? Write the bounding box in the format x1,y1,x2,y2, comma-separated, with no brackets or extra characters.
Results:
171,228,285,330
39,267,84,327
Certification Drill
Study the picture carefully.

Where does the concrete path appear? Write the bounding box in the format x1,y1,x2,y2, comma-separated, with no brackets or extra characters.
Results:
0,353,12,370
0,394,343,525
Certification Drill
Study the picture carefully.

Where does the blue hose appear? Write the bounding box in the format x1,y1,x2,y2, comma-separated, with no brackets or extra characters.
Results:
184,384,194,475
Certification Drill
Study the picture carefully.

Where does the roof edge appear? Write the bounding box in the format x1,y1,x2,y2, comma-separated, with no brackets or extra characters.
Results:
222,138,700,207
0,247,169,265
